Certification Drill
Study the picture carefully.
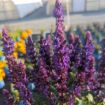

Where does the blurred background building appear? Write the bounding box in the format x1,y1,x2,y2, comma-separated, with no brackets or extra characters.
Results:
0,0,43,21
0,0,105,21
47,0,105,14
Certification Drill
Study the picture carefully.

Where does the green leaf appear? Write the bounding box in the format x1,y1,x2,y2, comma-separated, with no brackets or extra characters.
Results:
103,98,105,105
96,103,101,105
86,94,94,102
75,97,83,105
70,72,75,78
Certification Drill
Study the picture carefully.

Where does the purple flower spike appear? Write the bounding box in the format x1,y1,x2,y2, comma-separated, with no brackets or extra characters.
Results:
39,36,52,67
15,82,33,105
86,31,92,42
96,39,105,100
85,31,94,60
54,0,64,19
2,29,33,105
85,31,96,90
26,36,37,67
69,34,82,69
69,33,75,44
73,31,95,98
2,89,14,105
2,29,14,56
36,57,50,98
74,36,82,68
53,0,70,103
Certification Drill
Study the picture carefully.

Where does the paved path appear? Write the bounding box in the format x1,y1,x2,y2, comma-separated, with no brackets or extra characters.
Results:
0,10,105,34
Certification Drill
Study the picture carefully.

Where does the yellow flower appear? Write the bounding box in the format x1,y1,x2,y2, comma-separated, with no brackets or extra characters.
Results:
19,48,26,54
0,61,6,69
13,37,27,54
21,31,28,39
0,69,6,80
0,77,3,81
13,52,18,59
14,42,18,52
26,29,33,35
14,42,18,48
18,40,26,54
19,39,25,43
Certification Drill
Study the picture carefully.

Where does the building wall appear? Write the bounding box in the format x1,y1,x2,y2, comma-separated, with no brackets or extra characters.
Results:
72,0,86,12
47,0,105,14
66,0,105,13
72,0,105,12
12,0,43,18
0,0,19,21
0,0,43,21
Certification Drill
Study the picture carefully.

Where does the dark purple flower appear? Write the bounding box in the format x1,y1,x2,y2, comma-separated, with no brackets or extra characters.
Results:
96,38,105,100
39,36,52,67
54,0,64,19
69,34,82,69
53,0,70,103
15,82,33,105
2,29,14,57
26,36,37,67
2,29,33,105
84,31,96,90
74,31,95,96
74,36,82,68
2,89,14,105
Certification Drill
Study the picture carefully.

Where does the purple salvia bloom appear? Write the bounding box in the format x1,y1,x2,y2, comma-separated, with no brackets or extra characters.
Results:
74,36,82,68
37,57,56,104
39,36,52,67
74,38,87,96
39,36,57,104
10,61,32,104
85,31,94,62
26,36,38,84
85,31,96,90
53,0,70,103
69,33,75,45
54,0,64,19
54,0,65,48
68,95,74,105
15,82,33,105
2,29,14,56
53,0,69,71
68,33,75,73
36,57,50,98
47,34,53,46
2,89,14,105
2,29,33,105
69,34,82,69
50,92,57,105
74,31,95,97
26,36,37,67
96,38,105,100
